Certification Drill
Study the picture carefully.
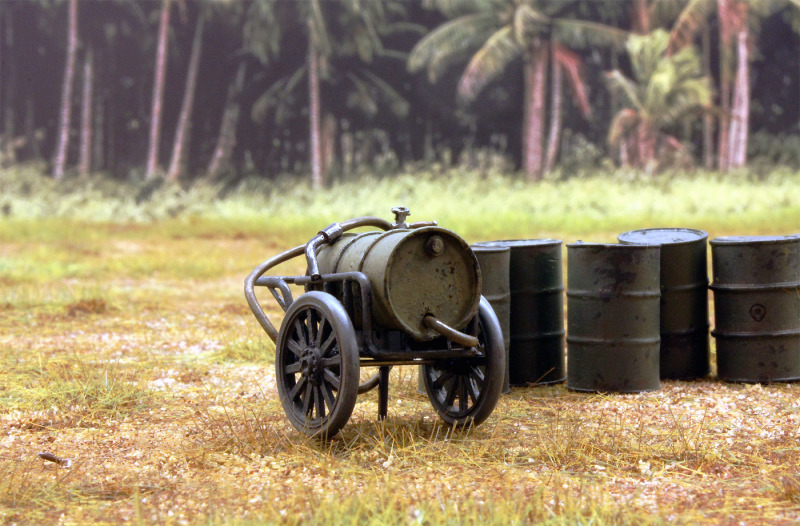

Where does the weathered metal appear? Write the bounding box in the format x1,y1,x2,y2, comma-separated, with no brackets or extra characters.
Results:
245,207,505,438
567,243,661,393
315,227,481,342
478,239,565,386
471,245,511,393
618,228,710,379
710,235,800,383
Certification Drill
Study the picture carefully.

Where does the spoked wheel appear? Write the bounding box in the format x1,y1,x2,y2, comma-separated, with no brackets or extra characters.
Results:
423,297,505,428
276,291,359,439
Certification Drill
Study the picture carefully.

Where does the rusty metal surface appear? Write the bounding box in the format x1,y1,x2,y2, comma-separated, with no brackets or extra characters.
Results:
472,245,512,393
710,235,800,382
479,240,565,386
618,228,710,380
567,243,661,393
315,226,481,342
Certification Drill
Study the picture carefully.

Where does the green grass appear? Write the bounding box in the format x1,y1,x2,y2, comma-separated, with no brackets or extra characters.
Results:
1,164,799,524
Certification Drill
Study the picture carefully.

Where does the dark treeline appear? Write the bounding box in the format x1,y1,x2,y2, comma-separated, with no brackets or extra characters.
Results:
1,0,799,187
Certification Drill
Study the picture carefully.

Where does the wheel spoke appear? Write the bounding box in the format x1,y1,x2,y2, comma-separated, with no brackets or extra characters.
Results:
458,375,469,411
321,355,341,368
289,375,307,402
315,386,325,419
315,316,328,348
443,375,458,408
284,361,302,375
287,338,304,357
302,381,313,416
323,368,341,390
293,319,308,346
466,374,480,405
320,331,337,356
433,369,455,390
305,311,316,347
469,366,485,388
321,384,336,412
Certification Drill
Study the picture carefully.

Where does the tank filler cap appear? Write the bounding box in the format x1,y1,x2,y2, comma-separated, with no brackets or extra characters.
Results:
391,206,411,229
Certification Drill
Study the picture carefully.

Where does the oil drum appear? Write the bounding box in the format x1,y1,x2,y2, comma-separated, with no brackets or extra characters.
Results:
477,239,565,386
567,243,661,393
316,226,481,341
709,235,800,382
471,245,511,393
618,228,710,379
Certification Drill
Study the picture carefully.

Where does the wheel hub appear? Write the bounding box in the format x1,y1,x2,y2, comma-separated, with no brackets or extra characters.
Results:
300,347,323,385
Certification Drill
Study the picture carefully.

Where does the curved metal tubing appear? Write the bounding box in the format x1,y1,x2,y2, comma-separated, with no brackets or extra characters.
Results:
423,315,480,348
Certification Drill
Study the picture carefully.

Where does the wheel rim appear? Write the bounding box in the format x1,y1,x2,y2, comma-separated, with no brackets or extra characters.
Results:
280,304,344,427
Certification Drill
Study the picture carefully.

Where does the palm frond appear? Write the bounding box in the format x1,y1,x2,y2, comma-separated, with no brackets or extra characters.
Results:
554,44,591,119
513,4,550,45
457,25,519,103
357,69,411,118
407,13,499,82
605,70,644,113
424,0,504,18
667,0,715,55
552,19,629,51
251,66,307,124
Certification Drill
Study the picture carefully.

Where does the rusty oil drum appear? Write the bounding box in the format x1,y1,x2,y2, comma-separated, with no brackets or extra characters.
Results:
316,227,481,341
618,228,710,379
478,239,565,386
471,245,511,393
709,235,800,382
567,243,661,392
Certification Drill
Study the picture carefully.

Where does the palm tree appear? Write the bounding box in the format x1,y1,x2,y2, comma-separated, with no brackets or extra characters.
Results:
667,0,787,170
606,29,712,175
145,0,172,180
247,0,413,187
408,0,627,180
53,0,78,180
166,4,206,181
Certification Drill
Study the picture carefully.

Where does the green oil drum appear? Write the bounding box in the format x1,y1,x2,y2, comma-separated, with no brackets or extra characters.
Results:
315,226,481,341
478,239,565,386
567,243,661,393
710,235,800,382
471,245,511,393
618,228,710,379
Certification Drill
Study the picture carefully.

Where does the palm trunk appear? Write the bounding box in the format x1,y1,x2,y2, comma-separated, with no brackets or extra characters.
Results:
207,61,246,178
522,44,547,181
729,28,749,168
145,0,171,179
544,44,562,175
53,0,78,180
309,32,323,189
167,7,204,181
702,23,714,170
78,47,93,177
3,6,16,145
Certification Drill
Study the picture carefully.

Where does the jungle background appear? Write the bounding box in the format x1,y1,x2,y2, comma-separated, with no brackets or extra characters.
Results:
2,0,800,186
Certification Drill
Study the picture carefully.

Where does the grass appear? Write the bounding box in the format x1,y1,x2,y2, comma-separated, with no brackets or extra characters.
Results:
1,165,799,523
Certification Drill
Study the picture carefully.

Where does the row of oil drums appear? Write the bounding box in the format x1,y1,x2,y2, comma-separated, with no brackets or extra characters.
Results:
469,230,800,393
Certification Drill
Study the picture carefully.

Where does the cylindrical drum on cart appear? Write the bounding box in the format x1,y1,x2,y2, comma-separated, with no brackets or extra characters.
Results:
709,235,800,382
472,245,511,393
567,243,661,393
618,228,710,379
478,239,565,385
316,226,481,341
